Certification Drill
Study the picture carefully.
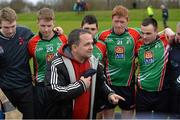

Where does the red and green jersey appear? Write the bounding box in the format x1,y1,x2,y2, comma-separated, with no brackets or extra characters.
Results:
93,40,106,63
28,33,67,82
97,28,141,86
135,35,170,92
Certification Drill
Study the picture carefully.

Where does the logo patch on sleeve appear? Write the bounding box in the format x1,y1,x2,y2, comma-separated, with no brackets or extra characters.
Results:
115,46,125,59
144,51,154,64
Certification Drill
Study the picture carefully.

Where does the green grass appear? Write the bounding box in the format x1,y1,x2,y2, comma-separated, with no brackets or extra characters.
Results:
17,9,180,34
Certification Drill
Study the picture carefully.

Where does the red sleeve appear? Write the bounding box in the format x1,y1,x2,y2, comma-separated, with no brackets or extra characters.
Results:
98,29,112,42
128,28,141,45
159,34,169,47
95,41,107,60
28,35,40,57
58,34,68,45
135,39,144,56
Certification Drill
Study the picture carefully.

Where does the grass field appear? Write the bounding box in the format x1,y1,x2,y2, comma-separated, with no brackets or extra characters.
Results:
17,9,180,34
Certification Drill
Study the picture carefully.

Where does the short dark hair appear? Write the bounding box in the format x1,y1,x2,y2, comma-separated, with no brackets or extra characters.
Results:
81,15,98,28
141,17,158,30
68,28,91,49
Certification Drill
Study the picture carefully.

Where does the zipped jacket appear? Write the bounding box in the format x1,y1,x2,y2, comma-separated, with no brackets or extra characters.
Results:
45,45,114,118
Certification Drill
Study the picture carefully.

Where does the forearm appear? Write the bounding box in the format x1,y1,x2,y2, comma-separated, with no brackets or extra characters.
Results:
0,89,15,112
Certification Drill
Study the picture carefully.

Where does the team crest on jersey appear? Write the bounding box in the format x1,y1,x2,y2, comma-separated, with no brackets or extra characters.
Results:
115,46,125,59
46,53,55,61
144,51,154,64
18,37,24,45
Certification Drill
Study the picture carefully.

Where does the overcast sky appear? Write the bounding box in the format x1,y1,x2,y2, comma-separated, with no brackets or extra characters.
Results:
26,0,42,5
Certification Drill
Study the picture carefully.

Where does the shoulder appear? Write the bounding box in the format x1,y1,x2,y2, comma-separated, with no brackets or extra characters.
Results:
16,25,34,40
57,34,68,44
128,27,141,42
128,27,141,36
95,40,106,52
97,29,112,41
159,34,169,47
29,35,40,43
16,25,32,34
95,40,106,46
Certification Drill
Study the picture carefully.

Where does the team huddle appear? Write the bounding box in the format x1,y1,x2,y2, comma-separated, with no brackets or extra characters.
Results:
0,5,180,119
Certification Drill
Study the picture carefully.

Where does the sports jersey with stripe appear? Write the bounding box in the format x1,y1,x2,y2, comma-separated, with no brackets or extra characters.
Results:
97,28,141,86
135,35,170,92
93,39,106,62
28,33,67,82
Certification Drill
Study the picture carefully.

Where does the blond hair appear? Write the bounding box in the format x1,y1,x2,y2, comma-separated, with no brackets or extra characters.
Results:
37,7,55,21
112,5,128,19
0,7,17,24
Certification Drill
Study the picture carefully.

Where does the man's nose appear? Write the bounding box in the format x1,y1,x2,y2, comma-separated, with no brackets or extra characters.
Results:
8,28,13,33
89,44,93,50
142,34,147,39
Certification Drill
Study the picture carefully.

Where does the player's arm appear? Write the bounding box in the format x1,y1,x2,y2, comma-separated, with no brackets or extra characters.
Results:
158,27,175,43
0,89,22,119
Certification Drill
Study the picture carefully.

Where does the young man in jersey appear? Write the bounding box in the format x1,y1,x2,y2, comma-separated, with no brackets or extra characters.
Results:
44,28,125,119
81,15,106,64
169,22,180,118
28,7,67,118
0,7,35,118
96,5,141,119
135,18,173,118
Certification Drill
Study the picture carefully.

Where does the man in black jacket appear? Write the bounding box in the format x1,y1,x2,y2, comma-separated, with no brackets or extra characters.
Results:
169,22,180,118
45,28,125,119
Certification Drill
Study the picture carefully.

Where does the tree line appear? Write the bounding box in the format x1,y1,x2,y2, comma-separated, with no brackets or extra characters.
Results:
0,0,179,13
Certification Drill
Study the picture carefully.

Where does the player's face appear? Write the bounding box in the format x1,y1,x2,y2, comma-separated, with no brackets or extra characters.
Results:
0,20,16,38
38,19,54,40
112,15,128,34
73,33,94,62
141,24,158,45
82,23,98,37
176,27,180,42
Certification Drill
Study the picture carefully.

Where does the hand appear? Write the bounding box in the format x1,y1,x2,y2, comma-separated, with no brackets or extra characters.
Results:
164,28,175,41
31,74,35,81
81,68,97,78
53,27,64,35
5,109,22,119
108,93,125,104
80,76,91,89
